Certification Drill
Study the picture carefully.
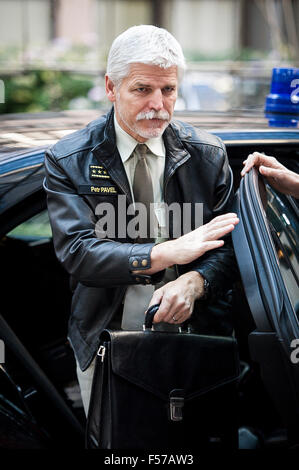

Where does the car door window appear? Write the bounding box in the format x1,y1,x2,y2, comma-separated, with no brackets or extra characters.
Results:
7,210,52,240
266,187,299,320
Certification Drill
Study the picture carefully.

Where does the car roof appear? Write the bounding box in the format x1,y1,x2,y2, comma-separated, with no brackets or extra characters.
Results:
0,109,298,216
0,109,298,157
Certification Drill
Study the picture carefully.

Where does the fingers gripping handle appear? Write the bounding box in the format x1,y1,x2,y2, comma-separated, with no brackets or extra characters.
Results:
143,304,160,330
143,304,190,331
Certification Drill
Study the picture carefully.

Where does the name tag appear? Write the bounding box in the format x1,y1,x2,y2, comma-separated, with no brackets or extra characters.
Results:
78,185,118,195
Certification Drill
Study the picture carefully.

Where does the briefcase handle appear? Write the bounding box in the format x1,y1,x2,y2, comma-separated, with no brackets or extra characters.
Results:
143,304,190,332
143,304,160,330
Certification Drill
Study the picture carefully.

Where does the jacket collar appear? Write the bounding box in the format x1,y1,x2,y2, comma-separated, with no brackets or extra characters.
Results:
162,121,190,183
92,107,117,158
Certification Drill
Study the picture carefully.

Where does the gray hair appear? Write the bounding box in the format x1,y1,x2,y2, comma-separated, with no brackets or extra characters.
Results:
106,25,186,86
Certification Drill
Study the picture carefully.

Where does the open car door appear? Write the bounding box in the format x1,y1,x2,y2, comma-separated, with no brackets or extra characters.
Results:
232,168,299,445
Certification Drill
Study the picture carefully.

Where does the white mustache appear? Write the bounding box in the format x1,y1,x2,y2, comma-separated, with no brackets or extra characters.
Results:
136,110,170,121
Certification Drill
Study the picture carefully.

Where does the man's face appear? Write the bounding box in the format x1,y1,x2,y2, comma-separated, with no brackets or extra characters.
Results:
106,63,178,142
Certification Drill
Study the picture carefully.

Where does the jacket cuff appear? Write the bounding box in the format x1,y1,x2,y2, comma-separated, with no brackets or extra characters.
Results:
128,243,165,285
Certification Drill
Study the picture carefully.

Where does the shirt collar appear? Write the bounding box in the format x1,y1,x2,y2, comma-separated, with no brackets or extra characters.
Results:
114,113,165,163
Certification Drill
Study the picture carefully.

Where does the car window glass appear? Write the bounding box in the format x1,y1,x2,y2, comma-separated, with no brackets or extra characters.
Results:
7,210,52,239
266,186,299,320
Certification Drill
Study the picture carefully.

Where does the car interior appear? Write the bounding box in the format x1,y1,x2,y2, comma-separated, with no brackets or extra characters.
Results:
0,142,298,449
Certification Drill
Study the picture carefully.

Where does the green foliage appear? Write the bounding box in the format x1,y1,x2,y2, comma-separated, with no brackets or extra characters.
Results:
0,70,95,113
184,48,270,62
234,48,271,61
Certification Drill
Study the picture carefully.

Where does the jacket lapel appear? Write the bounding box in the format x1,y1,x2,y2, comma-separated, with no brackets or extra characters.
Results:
162,122,191,196
92,108,133,205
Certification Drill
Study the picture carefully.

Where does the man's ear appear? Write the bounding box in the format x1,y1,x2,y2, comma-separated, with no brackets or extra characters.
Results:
105,75,117,102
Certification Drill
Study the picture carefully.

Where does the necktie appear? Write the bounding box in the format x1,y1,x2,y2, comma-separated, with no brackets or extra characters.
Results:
132,144,155,243
121,143,178,331
121,144,155,330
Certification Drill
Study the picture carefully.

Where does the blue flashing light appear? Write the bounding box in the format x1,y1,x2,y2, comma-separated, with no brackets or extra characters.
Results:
265,114,298,128
264,67,299,127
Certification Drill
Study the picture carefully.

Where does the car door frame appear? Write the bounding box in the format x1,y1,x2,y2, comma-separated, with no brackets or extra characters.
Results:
232,168,299,444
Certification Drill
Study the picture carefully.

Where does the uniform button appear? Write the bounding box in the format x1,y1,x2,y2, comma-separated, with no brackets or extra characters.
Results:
141,259,148,267
145,279,151,284
135,277,140,282
132,259,139,267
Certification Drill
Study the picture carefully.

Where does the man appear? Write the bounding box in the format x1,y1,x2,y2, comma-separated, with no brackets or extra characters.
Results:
242,152,299,198
44,25,239,415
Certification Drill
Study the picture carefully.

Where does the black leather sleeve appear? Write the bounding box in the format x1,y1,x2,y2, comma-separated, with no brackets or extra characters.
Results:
178,146,238,299
43,149,164,287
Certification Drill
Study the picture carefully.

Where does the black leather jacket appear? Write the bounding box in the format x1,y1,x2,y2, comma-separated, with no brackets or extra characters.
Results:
44,108,237,371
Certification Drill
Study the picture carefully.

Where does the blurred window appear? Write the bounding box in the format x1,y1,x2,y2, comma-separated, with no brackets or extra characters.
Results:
7,210,52,239
266,187,299,319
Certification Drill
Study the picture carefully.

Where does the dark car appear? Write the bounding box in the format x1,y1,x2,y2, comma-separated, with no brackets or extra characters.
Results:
0,109,298,449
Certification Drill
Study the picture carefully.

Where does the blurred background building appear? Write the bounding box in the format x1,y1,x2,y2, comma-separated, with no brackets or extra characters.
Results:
0,0,298,113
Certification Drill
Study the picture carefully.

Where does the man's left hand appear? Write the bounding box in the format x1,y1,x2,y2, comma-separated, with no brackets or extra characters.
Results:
147,271,204,324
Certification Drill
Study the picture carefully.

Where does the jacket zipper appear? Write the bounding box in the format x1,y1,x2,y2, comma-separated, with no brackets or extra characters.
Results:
163,152,190,205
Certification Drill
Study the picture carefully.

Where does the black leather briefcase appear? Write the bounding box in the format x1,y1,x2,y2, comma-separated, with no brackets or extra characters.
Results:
86,305,240,450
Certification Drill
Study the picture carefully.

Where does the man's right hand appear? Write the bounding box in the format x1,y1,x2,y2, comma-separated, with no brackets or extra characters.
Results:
141,213,239,274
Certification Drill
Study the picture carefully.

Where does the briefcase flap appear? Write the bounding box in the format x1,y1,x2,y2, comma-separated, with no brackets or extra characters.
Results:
100,330,240,401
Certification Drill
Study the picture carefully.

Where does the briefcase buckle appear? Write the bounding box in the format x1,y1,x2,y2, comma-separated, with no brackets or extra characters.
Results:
169,396,184,422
